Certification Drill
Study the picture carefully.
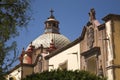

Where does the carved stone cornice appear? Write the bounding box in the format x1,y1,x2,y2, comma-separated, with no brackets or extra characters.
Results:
81,47,100,58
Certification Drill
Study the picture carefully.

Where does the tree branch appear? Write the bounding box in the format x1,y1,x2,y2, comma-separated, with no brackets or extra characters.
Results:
0,3,17,7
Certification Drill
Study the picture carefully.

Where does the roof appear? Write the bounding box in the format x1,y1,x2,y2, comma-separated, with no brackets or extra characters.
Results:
102,14,120,21
45,36,82,60
6,63,34,75
27,33,70,49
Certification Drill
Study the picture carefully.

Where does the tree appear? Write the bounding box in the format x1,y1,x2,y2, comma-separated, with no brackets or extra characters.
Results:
0,0,31,78
23,69,107,80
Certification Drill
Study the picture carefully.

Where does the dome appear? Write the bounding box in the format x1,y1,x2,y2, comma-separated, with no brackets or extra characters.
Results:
26,9,70,50
31,33,70,49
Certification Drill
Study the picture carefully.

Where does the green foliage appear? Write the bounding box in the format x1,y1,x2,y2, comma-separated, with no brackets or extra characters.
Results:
0,0,31,78
0,0,30,41
0,75,6,80
23,69,107,80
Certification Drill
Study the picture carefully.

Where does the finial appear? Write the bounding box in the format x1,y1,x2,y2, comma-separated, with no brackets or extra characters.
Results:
47,39,56,53
40,44,43,48
40,44,43,53
89,8,96,21
30,42,32,45
22,47,24,51
22,47,25,53
49,9,55,19
50,9,54,16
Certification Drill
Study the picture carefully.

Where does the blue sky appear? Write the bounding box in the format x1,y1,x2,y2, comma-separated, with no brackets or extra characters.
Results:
7,0,120,65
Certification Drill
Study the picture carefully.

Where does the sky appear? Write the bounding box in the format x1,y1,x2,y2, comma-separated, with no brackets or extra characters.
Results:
7,0,120,66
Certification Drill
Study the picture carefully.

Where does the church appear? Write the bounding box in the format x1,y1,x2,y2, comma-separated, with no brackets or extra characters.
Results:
6,8,120,80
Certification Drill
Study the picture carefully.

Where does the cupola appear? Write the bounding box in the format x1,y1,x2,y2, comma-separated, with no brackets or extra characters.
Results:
44,9,60,34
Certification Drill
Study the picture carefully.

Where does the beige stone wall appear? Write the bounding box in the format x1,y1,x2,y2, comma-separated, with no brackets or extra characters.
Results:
22,66,33,78
113,20,120,63
98,27,108,76
6,67,22,80
112,20,120,80
115,68,120,80
49,43,81,71
80,32,88,53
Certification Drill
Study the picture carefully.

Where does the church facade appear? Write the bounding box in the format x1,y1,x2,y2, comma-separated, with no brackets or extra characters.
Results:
6,9,120,80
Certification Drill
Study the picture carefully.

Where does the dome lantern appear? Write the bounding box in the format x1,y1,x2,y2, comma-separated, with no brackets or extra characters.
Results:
44,9,60,34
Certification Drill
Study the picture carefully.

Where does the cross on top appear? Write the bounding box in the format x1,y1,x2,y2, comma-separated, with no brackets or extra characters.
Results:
50,9,54,16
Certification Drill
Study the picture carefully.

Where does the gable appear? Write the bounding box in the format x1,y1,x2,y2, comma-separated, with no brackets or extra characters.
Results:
80,20,100,53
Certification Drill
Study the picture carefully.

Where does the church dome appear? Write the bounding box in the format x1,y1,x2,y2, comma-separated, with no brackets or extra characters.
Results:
31,33,70,49
27,9,70,49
